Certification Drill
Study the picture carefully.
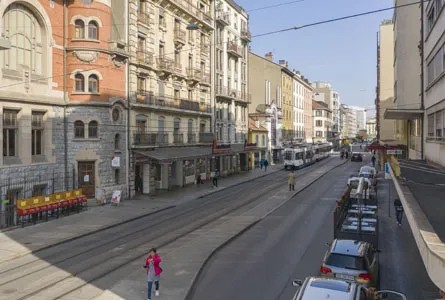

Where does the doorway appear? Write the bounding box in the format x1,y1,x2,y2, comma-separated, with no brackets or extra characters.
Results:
78,161,95,198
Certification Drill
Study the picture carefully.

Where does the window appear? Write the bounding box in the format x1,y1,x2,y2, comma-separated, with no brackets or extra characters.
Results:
174,89,180,101
115,169,120,184
316,110,322,117
75,73,85,92
188,89,193,101
137,76,146,93
88,74,99,93
32,112,44,156
112,108,120,122
316,120,323,127
262,135,266,147
436,110,443,137
3,4,44,75
316,131,322,137
427,6,435,32
88,121,98,138
114,134,120,150
428,114,434,137
88,21,98,40
2,110,18,157
74,120,85,138
75,20,85,39
32,184,47,197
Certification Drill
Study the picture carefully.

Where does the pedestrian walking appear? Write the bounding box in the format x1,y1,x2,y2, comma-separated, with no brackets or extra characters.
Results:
260,159,264,170
264,159,269,172
394,198,404,226
288,171,296,191
144,247,163,300
371,155,376,167
212,169,219,187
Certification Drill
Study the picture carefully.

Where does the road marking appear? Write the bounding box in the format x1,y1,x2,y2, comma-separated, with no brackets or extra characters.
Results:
400,164,445,176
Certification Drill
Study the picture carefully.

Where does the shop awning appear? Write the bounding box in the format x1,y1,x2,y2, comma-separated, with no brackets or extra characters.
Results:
384,108,423,120
134,147,212,163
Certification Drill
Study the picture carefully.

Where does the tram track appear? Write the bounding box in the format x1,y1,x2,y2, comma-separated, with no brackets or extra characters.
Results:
0,158,337,300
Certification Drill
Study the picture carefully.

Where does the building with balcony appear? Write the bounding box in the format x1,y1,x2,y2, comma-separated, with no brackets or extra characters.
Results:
366,118,377,140
248,51,283,163
293,72,313,144
280,61,294,143
129,0,214,195
0,0,128,227
248,116,267,169
313,100,332,143
213,0,250,175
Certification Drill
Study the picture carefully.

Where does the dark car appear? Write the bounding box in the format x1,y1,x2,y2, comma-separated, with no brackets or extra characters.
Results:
350,153,363,162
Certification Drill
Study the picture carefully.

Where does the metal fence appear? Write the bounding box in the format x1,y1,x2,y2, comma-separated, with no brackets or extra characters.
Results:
0,168,77,228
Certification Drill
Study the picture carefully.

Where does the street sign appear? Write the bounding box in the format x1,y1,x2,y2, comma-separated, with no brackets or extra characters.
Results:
387,149,403,155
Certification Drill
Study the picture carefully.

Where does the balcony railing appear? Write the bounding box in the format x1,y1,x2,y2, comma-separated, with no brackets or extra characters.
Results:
241,29,252,41
174,29,186,45
173,133,184,144
216,85,230,98
157,57,175,73
133,93,211,114
136,50,153,65
138,12,152,25
227,42,243,58
133,133,169,146
186,68,201,82
215,11,230,26
168,0,213,26
174,62,183,75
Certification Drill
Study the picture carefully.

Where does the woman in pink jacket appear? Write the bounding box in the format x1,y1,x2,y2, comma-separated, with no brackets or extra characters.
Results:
144,247,162,300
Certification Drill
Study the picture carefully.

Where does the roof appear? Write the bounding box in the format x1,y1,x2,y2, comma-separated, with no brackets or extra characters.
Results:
331,239,368,257
299,277,354,300
134,147,212,162
248,117,268,132
312,100,331,111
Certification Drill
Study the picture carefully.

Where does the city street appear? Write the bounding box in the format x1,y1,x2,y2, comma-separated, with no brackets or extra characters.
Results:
189,155,437,300
0,158,343,300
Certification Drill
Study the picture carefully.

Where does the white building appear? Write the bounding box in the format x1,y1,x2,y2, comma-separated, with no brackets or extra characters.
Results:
312,100,332,143
312,81,341,142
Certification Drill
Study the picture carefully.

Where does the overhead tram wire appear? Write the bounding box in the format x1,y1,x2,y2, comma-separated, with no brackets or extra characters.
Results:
0,0,427,90
247,0,306,12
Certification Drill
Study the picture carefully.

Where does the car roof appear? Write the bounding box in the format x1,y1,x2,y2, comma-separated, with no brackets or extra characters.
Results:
352,152,362,155
331,239,368,257
299,277,355,300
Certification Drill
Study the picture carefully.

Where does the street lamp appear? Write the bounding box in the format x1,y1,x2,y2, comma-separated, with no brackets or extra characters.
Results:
0,38,11,50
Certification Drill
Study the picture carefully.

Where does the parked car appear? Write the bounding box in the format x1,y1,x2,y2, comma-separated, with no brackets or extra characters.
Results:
291,277,407,300
351,153,363,162
320,239,379,288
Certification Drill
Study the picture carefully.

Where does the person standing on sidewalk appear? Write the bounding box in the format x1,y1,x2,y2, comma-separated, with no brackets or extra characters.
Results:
394,198,404,226
144,247,162,300
264,159,269,172
371,155,376,167
288,171,296,191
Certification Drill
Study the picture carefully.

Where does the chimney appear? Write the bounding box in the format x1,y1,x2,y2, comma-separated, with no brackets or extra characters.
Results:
279,60,288,68
265,52,273,61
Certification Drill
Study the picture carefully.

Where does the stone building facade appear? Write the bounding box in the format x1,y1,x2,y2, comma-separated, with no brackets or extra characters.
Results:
0,0,129,227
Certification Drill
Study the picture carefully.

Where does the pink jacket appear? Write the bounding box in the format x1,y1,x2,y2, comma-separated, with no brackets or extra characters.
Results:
145,254,162,276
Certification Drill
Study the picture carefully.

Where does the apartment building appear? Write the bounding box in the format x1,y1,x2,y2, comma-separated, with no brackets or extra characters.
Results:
248,52,283,163
280,61,294,142
384,0,422,160
366,118,377,140
0,0,128,227
293,72,313,144
422,0,445,166
214,0,250,175
312,81,340,144
129,0,215,194
312,100,332,143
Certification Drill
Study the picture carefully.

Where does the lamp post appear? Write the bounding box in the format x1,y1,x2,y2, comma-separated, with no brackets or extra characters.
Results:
0,38,11,50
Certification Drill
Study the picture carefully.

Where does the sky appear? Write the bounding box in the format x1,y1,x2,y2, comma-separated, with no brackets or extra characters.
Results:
236,0,393,116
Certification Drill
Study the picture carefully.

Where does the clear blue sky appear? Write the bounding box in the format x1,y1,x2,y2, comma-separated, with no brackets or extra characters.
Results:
237,0,393,115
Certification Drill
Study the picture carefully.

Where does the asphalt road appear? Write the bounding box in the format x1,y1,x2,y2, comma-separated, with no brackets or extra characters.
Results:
189,159,354,300
189,155,437,300
0,158,338,300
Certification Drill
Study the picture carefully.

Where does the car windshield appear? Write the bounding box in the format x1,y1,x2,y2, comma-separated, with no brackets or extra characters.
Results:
309,280,351,292
326,254,365,270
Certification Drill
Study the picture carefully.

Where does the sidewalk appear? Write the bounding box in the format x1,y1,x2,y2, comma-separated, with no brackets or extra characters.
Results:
0,165,281,264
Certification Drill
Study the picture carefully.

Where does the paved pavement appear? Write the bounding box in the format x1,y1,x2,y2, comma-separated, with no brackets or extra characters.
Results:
0,165,281,264
398,160,445,242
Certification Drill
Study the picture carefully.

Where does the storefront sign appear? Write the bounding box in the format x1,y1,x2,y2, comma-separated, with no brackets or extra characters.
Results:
387,149,403,155
112,156,120,167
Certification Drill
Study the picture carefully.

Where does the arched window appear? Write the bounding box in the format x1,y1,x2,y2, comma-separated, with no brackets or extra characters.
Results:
75,19,85,39
75,73,85,92
88,120,98,138
74,121,85,138
88,74,99,93
114,133,120,150
3,3,45,75
88,21,98,40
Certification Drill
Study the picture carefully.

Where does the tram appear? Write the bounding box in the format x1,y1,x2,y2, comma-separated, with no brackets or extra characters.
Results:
284,143,332,170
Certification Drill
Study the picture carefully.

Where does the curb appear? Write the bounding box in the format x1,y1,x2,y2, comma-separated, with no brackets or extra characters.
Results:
185,158,348,299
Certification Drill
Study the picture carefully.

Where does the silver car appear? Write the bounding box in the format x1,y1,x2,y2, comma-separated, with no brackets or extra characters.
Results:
291,277,406,300
320,239,379,287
